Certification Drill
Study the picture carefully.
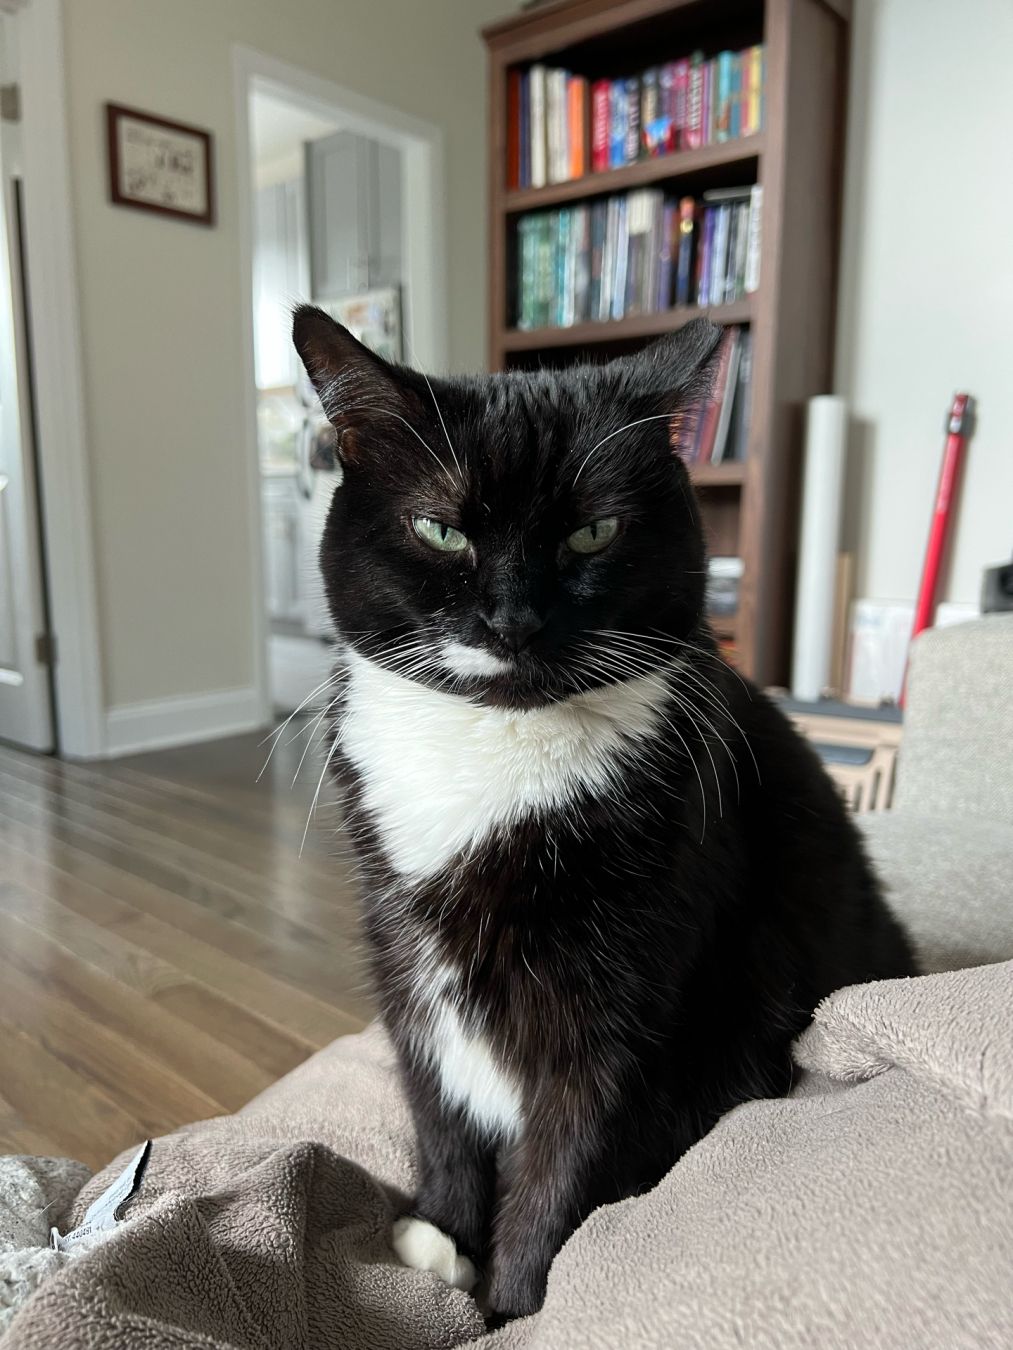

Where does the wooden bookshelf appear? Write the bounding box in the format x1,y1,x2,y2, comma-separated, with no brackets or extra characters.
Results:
503,298,754,351
504,134,764,212
483,0,850,685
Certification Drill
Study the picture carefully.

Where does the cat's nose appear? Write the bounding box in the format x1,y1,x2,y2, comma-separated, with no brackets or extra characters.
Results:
481,608,544,654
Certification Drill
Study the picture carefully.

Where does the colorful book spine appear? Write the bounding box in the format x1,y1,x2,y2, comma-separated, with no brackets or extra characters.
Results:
696,207,715,306
673,58,689,148
675,196,696,307
589,200,606,318
623,76,641,164
529,65,547,188
731,200,749,300
573,204,591,322
519,70,530,187
640,68,659,156
608,81,626,169
715,51,733,143
612,195,629,319
657,200,675,311
516,216,535,328
685,52,704,150
730,53,742,140
568,77,587,179
659,64,676,146
756,46,767,132
745,184,762,293
535,213,555,328
741,50,753,137
711,329,742,463
547,68,567,184
591,80,610,172
710,203,731,306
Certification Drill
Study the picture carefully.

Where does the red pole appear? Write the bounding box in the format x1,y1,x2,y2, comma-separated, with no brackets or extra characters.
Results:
901,393,973,705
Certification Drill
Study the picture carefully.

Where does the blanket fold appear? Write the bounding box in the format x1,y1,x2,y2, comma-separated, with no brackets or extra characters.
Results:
3,965,1012,1349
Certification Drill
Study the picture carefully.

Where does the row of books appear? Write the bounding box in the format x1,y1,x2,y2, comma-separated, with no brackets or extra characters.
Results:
679,326,752,466
507,46,765,190
513,184,761,330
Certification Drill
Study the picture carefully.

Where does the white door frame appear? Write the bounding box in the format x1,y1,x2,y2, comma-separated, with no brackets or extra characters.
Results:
233,46,449,723
8,0,104,757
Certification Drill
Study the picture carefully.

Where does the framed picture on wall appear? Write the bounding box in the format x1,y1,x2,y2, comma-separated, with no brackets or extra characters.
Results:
106,103,215,226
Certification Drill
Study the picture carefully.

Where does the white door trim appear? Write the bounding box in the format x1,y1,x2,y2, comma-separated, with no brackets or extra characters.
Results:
16,0,104,757
232,45,449,721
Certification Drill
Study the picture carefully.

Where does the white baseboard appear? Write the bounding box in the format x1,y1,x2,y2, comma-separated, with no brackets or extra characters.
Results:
103,685,267,758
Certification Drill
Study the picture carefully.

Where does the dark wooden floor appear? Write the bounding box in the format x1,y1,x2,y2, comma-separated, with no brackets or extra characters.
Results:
0,724,371,1169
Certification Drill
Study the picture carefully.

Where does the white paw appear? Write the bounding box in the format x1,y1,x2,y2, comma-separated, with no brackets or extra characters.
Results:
391,1216,478,1292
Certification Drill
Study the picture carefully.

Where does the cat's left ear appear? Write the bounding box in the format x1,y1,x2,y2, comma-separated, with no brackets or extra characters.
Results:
291,304,420,464
634,317,724,456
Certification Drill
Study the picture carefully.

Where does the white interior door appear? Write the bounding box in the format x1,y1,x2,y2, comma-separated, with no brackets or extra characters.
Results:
0,13,53,752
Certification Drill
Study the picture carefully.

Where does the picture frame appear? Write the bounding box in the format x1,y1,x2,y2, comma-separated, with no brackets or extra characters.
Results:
105,103,215,227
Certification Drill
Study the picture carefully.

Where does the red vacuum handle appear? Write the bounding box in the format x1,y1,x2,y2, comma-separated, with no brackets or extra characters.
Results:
910,393,973,641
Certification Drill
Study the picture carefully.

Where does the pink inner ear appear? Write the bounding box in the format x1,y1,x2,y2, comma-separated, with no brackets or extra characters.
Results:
668,407,689,456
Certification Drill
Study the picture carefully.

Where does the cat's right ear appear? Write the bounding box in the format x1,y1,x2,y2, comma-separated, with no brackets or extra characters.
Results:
291,304,417,464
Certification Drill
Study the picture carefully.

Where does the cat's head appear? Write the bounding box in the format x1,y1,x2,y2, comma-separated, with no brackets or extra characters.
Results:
293,306,721,709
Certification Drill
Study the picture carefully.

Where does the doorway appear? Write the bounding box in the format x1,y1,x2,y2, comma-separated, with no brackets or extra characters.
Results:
235,50,448,720
0,8,54,752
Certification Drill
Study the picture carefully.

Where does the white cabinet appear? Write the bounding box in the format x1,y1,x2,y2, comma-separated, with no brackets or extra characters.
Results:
306,131,401,299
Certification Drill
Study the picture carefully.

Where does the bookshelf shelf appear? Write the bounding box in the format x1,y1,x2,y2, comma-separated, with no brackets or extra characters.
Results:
484,0,850,685
691,461,746,487
504,135,764,213
501,298,753,351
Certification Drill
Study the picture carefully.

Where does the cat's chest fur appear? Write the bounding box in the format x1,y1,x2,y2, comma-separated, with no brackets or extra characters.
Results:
338,650,672,882
338,651,675,1139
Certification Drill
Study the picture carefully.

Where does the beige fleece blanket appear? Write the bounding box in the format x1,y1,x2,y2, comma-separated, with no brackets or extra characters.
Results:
3,961,1012,1349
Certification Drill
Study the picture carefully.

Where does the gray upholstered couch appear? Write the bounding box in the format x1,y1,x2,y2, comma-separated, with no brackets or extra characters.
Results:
858,614,1013,972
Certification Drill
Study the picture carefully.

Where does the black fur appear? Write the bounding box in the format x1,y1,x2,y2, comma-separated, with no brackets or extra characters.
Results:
293,306,916,1319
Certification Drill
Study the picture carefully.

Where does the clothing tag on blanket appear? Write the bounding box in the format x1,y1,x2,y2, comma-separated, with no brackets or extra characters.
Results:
50,1140,151,1253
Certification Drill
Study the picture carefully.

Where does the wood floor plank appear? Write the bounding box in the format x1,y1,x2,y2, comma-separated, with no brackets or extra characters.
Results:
0,958,225,1137
0,912,275,1110
0,882,313,1082
0,748,356,904
0,876,358,1048
0,765,362,941
0,1091,75,1161
0,1020,147,1170
0,729,371,1166
0,811,372,1021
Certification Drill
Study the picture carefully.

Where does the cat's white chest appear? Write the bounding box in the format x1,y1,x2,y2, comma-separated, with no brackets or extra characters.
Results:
339,650,669,881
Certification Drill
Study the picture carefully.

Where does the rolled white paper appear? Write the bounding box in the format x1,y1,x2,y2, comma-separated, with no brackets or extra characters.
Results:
791,396,847,702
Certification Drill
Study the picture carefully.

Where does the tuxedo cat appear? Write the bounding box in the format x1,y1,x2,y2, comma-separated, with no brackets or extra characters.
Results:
292,306,915,1320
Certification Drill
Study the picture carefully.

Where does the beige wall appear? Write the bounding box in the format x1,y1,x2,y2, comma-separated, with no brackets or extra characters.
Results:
836,0,1013,609
63,0,514,713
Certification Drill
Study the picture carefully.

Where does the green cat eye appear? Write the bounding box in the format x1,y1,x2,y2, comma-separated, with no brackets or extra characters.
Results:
412,515,469,553
566,517,620,555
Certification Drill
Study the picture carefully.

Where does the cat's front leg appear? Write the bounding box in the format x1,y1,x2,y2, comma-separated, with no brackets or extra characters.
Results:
487,1101,607,1319
395,1065,497,1288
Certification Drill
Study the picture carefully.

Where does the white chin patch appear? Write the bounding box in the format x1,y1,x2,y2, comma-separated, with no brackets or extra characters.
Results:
440,640,512,679
391,1216,478,1292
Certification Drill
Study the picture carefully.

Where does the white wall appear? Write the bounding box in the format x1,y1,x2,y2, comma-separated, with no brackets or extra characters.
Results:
836,0,1013,608
61,0,513,727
